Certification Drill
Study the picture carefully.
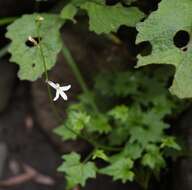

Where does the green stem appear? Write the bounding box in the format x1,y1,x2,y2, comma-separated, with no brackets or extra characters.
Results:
0,44,9,58
62,42,88,93
36,20,62,123
83,149,96,163
0,17,17,26
61,41,99,113
143,172,150,190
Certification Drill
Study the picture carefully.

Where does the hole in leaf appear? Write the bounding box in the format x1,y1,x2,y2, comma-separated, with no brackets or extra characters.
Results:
105,0,120,5
173,30,190,49
137,41,152,56
118,26,137,55
139,0,161,13
32,63,36,68
166,75,174,88
182,47,188,52
25,37,42,47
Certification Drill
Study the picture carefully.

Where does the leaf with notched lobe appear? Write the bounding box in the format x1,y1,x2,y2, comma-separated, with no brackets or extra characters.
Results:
136,0,192,98
6,14,63,81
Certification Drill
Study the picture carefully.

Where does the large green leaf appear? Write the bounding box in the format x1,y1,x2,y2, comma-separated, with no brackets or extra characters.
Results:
58,152,97,189
60,1,144,34
80,2,145,34
6,14,63,81
136,0,192,98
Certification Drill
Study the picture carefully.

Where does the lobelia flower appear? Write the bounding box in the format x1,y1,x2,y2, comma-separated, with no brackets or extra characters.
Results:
46,80,71,101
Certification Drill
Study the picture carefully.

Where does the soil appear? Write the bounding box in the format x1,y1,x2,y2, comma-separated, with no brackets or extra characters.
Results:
0,81,65,190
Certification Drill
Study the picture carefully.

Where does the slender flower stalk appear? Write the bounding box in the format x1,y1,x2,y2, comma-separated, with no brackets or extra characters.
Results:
61,41,99,113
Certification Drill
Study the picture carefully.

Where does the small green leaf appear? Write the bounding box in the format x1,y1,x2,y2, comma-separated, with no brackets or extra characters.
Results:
160,137,181,150
58,152,97,189
6,14,63,81
88,115,111,133
109,143,143,163
100,157,134,183
54,108,90,140
92,149,109,161
108,105,129,123
80,2,144,34
60,4,78,22
129,110,169,146
54,124,76,140
142,145,165,170
123,143,143,160
108,126,129,146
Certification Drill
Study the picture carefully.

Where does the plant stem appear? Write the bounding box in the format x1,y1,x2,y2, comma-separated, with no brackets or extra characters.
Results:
62,43,88,94
61,41,99,113
0,17,17,26
36,20,62,123
0,44,9,58
83,149,96,163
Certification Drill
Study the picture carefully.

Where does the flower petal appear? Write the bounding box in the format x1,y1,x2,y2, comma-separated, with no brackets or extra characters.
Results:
59,90,68,101
60,85,71,91
53,91,60,101
47,80,57,89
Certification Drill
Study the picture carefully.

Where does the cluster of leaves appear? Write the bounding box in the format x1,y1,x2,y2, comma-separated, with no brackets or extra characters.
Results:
56,67,182,189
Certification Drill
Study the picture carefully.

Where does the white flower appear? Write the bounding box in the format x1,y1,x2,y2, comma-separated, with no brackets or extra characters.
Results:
46,80,71,101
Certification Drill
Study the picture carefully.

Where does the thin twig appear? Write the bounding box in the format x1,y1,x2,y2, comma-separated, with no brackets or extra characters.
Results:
0,44,9,58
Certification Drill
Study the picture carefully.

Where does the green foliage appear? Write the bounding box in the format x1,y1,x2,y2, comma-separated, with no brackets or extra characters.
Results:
88,114,111,133
60,4,78,22
160,137,181,150
56,68,183,188
92,149,109,161
6,14,63,81
100,157,134,183
141,145,165,171
108,105,129,123
5,1,188,189
60,0,144,34
54,104,90,140
136,0,192,98
123,143,143,160
80,2,144,34
58,152,97,189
